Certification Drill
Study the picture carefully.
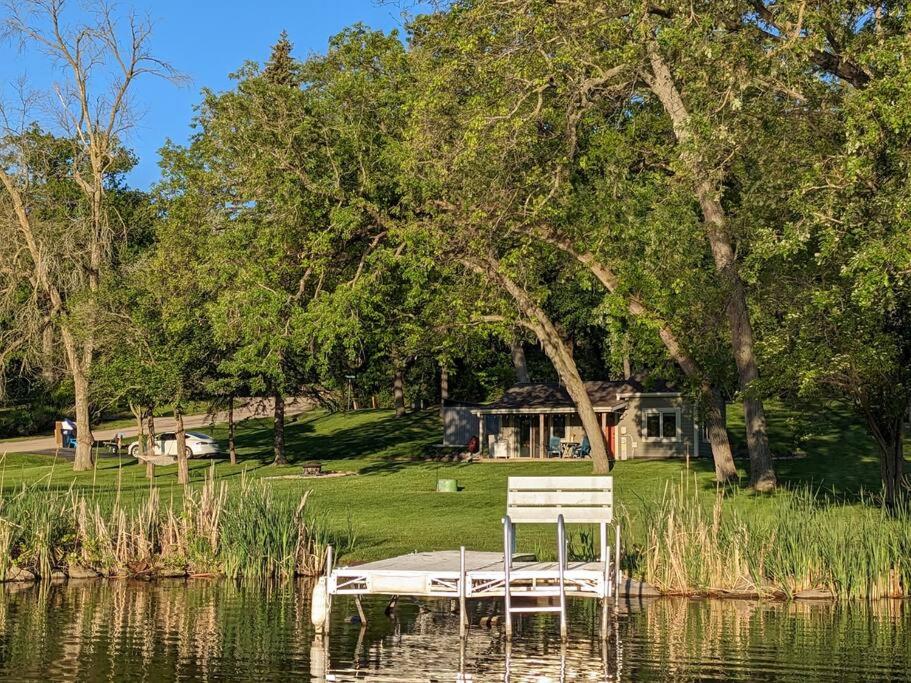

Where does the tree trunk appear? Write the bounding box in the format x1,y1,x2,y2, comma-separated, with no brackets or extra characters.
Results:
393,366,406,418
175,408,189,485
866,412,906,508
646,42,776,491
41,320,55,385
273,391,287,465
440,365,449,419
703,386,738,483
146,409,156,480
72,366,94,471
880,436,904,509
130,402,150,478
228,396,237,465
531,229,738,480
511,340,531,383
466,256,612,473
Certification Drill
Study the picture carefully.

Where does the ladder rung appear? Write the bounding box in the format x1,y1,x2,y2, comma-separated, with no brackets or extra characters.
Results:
509,606,563,613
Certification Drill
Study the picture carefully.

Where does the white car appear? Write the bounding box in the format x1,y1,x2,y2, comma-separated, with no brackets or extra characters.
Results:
129,431,220,459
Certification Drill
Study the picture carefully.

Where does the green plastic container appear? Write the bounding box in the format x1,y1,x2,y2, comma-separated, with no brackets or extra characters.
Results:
436,478,458,493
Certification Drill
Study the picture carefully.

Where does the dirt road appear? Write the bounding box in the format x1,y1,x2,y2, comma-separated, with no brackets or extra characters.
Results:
0,398,312,455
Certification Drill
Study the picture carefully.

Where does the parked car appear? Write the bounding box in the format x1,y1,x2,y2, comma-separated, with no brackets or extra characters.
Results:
129,431,220,459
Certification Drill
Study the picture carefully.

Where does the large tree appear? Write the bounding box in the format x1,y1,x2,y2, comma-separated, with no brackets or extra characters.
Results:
159,27,414,463
408,4,738,479
756,4,911,504
407,0,905,488
0,1,176,470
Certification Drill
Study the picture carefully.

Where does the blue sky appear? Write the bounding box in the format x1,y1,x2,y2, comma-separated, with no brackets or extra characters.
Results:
0,1,427,189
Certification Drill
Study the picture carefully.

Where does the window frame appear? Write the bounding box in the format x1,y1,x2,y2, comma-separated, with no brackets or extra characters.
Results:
642,408,681,442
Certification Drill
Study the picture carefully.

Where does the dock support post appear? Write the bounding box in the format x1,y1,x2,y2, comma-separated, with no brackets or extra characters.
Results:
459,546,468,638
327,546,335,634
615,524,622,596
502,516,513,640
355,596,367,625
601,522,611,640
557,514,567,642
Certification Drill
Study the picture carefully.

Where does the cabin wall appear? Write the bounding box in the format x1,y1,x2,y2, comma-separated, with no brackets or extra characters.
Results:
477,395,708,460
616,395,698,460
442,404,499,446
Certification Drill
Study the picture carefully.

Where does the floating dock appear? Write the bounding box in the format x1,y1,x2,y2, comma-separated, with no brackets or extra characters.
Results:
330,550,657,601
312,476,662,642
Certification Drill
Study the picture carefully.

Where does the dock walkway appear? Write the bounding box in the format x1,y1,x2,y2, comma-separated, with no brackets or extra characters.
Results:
330,550,658,600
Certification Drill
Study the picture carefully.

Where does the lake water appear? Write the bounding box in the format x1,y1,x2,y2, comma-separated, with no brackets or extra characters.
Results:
0,580,909,681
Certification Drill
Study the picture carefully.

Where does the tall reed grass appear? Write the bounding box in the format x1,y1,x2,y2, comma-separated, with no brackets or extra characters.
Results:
629,477,911,600
0,466,346,581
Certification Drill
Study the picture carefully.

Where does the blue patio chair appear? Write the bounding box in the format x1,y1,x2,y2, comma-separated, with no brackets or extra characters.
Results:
573,436,591,458
547,435,562,458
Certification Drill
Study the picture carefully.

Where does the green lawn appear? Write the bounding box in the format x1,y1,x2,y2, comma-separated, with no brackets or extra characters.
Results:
0,403,901,563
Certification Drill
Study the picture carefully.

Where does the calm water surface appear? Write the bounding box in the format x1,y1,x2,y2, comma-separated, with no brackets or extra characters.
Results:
0,579,909,681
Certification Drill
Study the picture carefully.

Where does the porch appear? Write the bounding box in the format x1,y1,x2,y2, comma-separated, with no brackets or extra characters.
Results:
474,409,624,460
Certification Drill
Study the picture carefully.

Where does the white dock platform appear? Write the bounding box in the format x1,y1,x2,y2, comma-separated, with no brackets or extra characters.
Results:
329,550,658,600
314,476,658,642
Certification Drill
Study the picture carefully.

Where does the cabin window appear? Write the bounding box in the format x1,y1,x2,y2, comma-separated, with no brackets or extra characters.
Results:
643,409,680,441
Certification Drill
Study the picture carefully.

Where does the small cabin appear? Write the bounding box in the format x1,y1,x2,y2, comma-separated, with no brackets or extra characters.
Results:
459,379,712,461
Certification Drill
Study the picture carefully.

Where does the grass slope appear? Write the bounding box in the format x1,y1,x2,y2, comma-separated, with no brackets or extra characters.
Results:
0,404,903,563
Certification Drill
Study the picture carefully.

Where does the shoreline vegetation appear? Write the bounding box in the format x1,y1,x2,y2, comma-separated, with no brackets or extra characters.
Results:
2,469,909,602
0,467,341,583
1,408,908,602
633,478,911,601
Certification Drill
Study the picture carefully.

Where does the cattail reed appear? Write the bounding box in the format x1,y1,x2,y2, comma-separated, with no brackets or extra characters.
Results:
0,465,340,581
627,476,911,600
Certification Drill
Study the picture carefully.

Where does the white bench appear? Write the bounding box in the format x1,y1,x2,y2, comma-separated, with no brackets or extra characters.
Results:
502,476,619,640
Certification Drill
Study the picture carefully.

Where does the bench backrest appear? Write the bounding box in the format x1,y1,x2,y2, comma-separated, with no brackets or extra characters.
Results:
506,476,613,524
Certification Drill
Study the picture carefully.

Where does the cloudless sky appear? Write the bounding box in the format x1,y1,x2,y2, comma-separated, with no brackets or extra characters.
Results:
0,1,428,189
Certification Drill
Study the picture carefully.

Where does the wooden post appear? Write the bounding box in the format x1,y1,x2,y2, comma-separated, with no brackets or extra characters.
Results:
355,596,367,625
54,421,63,448
538,414,545,458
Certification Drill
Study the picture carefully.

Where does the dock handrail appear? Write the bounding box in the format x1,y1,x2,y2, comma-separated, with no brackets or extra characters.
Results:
502,512,569,641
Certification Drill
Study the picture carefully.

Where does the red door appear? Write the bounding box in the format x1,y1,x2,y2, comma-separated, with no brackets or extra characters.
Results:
603,419,615,457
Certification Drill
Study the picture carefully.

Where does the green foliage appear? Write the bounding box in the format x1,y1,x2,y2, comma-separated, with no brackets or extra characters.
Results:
636,477,911,600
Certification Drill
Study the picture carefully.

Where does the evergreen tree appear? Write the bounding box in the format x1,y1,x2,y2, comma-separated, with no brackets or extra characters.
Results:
264,31,298,86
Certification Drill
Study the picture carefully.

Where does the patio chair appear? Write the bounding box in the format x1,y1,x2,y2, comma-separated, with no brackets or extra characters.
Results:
572,436,591,458
547,435,562,458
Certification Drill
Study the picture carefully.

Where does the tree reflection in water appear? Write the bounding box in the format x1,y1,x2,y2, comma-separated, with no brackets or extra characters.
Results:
0,580,909,681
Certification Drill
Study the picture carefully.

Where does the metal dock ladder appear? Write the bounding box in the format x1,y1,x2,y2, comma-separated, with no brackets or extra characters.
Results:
500,476,618,642
502,512,570,640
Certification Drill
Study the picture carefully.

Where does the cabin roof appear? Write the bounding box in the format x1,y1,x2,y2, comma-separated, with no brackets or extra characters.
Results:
472,378,680,415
